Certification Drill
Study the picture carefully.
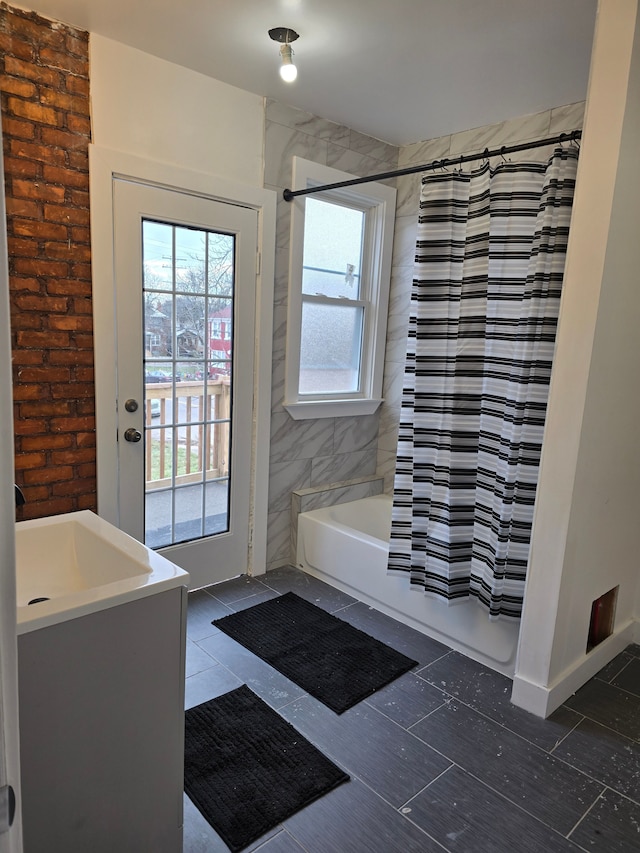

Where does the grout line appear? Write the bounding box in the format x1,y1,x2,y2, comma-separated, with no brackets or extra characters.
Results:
566,788,606,843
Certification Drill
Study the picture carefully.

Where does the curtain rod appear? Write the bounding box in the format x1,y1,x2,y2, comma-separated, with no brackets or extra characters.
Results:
282,129,582,202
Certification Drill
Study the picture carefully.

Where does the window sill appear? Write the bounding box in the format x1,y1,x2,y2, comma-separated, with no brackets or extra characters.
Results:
283,398,383,420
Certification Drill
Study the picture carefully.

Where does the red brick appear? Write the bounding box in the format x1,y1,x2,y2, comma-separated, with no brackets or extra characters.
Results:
12,178,66,202
70,262,91,280
39,88,89,116
7,13,67,49
16,366,70,382
5,197,40,218
72,297,93,314
14,451,46,469
2,116,36,139
7,276,40,292
43,241,90,261
12,219,67,240
70,225,91,243
43,203,88,225
11,384,43,400
0,34,34,63
20,485,49,502
13,418,47,435
69,189,90,208
11,350,44,365
20,497,75,518
73,367,94,382
8,312,42,330
71,333,93,349
14,294,68,312
66,113,91,136
3,55,62,87
45,279,91,296
76,492,97,510
19,401,72,418
51,382,94,398
7,237,37,256
67,150,88,171
42,165,88,189
50,416,95,433
3,157,39,179
51,448,96,465
41,126,87,151
49,350,94,365
76,399,95,416
77,462,96,479
76,432,96,447
21,434,72,450
47,315,93,332
7,97,59,126
52,478,94,496
65,75,89,98
0,76,37,98
39,47,87,77
9,139,66,165
13,259,69,278
15,330,70,348
23,463,73,484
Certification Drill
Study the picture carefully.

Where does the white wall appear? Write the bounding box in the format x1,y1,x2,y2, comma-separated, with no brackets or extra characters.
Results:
90,35,264,185
513,0,640,717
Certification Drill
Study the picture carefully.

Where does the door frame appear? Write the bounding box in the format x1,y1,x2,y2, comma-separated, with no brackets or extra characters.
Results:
90,146,276,581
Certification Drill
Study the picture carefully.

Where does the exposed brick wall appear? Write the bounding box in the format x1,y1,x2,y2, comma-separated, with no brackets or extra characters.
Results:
0,3,95,519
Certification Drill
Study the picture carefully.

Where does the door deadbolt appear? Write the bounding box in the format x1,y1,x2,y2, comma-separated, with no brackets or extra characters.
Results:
124,428,142,443
124,398,139,413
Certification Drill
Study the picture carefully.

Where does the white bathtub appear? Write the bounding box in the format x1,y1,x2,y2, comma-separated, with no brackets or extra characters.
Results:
296,494,520,675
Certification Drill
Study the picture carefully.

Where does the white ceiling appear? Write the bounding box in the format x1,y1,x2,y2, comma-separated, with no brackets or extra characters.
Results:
16,0,598,146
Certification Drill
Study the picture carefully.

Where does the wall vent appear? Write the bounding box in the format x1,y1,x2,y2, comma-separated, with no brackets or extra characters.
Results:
587,586,618,652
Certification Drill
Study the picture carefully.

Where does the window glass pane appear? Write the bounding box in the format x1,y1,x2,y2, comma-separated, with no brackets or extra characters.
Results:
208,297,233,362
175,294,205,358
175,227,206,293
302,198,364,298
207,233,235,297
299,301,363,395
143,220,173,291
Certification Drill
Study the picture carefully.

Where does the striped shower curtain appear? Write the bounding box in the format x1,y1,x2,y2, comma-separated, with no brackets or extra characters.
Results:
388,147,579,619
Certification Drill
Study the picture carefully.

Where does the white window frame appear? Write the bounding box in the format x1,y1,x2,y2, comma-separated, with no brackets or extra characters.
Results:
284,157,396,420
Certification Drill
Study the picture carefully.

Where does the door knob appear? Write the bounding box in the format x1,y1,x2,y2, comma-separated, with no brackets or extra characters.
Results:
124,428,142,443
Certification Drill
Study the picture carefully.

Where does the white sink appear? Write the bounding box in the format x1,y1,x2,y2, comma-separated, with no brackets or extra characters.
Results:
16,510,189,635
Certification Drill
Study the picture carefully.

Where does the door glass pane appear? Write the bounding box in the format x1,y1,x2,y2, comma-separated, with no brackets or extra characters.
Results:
302,198,364,298
142,219,235,547
299,301,364,395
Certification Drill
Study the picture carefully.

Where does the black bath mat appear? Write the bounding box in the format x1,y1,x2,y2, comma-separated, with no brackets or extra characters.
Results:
184,685,349,851
213,592,418,714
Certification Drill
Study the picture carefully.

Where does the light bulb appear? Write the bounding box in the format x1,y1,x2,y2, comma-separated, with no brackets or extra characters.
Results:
279,44,297,82
280,61,297,82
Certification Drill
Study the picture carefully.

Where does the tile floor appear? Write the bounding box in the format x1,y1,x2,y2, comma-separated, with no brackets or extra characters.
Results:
183,566,640,852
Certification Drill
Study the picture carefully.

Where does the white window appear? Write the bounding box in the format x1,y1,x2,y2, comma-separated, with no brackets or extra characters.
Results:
284,157,396,419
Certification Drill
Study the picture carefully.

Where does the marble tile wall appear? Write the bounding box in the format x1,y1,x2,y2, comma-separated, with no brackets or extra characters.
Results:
264,99,399,569
376,101,586,491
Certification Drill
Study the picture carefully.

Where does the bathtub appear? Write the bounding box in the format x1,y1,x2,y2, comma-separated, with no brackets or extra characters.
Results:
296,494,521,675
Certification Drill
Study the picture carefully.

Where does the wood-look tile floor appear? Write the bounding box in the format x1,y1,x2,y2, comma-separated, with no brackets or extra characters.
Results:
183,567,640,852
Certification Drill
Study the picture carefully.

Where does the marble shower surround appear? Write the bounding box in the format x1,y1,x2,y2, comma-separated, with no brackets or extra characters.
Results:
264,99,400,570
376,101,587,492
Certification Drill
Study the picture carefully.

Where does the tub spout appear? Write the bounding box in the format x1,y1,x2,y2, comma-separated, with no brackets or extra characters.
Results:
14,484,25,508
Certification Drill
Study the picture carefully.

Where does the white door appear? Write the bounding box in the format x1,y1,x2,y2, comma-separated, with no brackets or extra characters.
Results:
113,179,258,587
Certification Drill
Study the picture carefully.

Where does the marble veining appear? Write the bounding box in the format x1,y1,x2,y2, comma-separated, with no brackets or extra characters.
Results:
311,449,378,488
270,413,335,464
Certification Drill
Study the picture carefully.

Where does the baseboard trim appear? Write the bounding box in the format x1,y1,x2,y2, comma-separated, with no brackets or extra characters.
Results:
511,618,638,718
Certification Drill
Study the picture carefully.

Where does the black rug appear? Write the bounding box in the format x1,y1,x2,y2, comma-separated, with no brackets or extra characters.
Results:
213,592,418,714
184,685,349,851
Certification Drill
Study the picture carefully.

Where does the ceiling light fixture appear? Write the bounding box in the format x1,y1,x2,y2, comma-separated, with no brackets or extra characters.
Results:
269,27,299,83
